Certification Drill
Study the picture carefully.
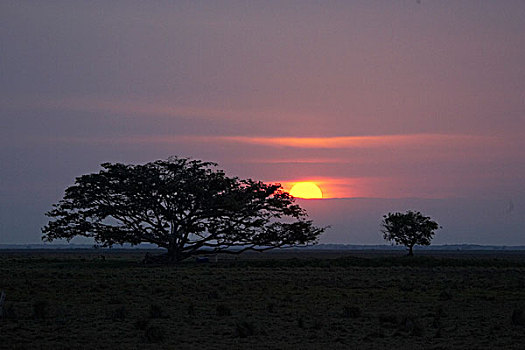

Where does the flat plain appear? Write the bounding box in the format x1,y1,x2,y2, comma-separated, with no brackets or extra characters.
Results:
1,249,525,349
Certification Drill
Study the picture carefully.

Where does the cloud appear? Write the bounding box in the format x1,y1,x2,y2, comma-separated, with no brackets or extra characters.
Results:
48,133,493,149
5,96,238,121
217,134,490,149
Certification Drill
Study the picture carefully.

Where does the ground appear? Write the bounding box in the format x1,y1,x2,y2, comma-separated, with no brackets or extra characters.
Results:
1,249,525,349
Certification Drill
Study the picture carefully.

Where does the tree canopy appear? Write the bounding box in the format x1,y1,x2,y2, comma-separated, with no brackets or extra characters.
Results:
42,157,325,262
381,210,440,256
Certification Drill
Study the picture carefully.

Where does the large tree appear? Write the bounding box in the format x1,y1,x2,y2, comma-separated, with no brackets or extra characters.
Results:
381,210,440,256
42,157,325,262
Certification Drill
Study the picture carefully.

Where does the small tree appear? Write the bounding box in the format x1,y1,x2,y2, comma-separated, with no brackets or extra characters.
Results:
381,210,440,256
42,157,325,262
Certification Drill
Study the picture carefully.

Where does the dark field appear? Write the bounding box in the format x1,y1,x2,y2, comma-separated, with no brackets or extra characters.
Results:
1,250,525,349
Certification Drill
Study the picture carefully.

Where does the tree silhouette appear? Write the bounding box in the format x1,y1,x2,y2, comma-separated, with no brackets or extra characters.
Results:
381,210,440,256
42,157,325,262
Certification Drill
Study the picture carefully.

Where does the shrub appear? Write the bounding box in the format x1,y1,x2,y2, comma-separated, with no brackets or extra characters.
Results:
511,308,525,326
398,315,425,336
187,303,195,316
216,304,231,317
149,304,164,319
311,318,323,330
145,325,165,343
3,304,17,320
235,320,256,338
108,305,127,320
207,291,219,299
266,302,276,313
378,314,398,325
108,297,124,305
342,305,361,318
32,300,49,319
135,318,149,330
297,316,305,329
438,290,452,301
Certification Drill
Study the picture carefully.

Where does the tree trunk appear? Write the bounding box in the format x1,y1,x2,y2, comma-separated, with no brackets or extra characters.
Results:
167,245,186,264
167,248,178,263
407,245,414,256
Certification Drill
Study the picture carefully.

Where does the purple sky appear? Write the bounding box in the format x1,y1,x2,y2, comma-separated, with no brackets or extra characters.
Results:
1,1,524,245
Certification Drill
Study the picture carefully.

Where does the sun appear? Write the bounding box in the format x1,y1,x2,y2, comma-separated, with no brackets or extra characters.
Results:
289,182,323,199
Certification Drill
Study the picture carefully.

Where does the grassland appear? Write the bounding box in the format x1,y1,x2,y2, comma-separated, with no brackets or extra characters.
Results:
1,249,525,349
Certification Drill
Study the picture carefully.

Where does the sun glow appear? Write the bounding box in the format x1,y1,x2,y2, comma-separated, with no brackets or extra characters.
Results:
289,182,323,199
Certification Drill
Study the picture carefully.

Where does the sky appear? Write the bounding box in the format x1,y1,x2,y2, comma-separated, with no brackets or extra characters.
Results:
1,0,524,245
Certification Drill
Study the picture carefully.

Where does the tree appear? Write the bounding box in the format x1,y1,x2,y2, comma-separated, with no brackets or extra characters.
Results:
42,157,325,262
380,210,440,256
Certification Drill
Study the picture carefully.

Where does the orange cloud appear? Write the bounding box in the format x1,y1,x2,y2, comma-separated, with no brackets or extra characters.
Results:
218,134,489,149
48,133,498,158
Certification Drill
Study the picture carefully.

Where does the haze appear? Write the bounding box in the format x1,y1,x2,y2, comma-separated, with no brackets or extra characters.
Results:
1,1,524,245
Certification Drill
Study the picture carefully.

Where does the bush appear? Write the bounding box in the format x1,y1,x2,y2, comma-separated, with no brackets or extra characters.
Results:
297,316,305,329
187,303,195,316
398,315,425,337
311,318,323,330
207,291,219,299
3,304,17,320
235,320,256,338
378,313,398,325
342,305,361,318
149,304,164,319
216,304,231,317
145,325,165,343
438,290,452,301
135,318,149,330
107,305,127,320
266,302,276,313
511,308,525,326
32,300,49,319
108,296,124,305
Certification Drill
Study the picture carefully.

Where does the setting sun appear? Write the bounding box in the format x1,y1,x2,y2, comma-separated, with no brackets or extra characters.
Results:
289,182,323,199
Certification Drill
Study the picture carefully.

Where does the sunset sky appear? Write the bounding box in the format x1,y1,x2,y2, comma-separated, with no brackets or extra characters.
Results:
1,1,524,245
